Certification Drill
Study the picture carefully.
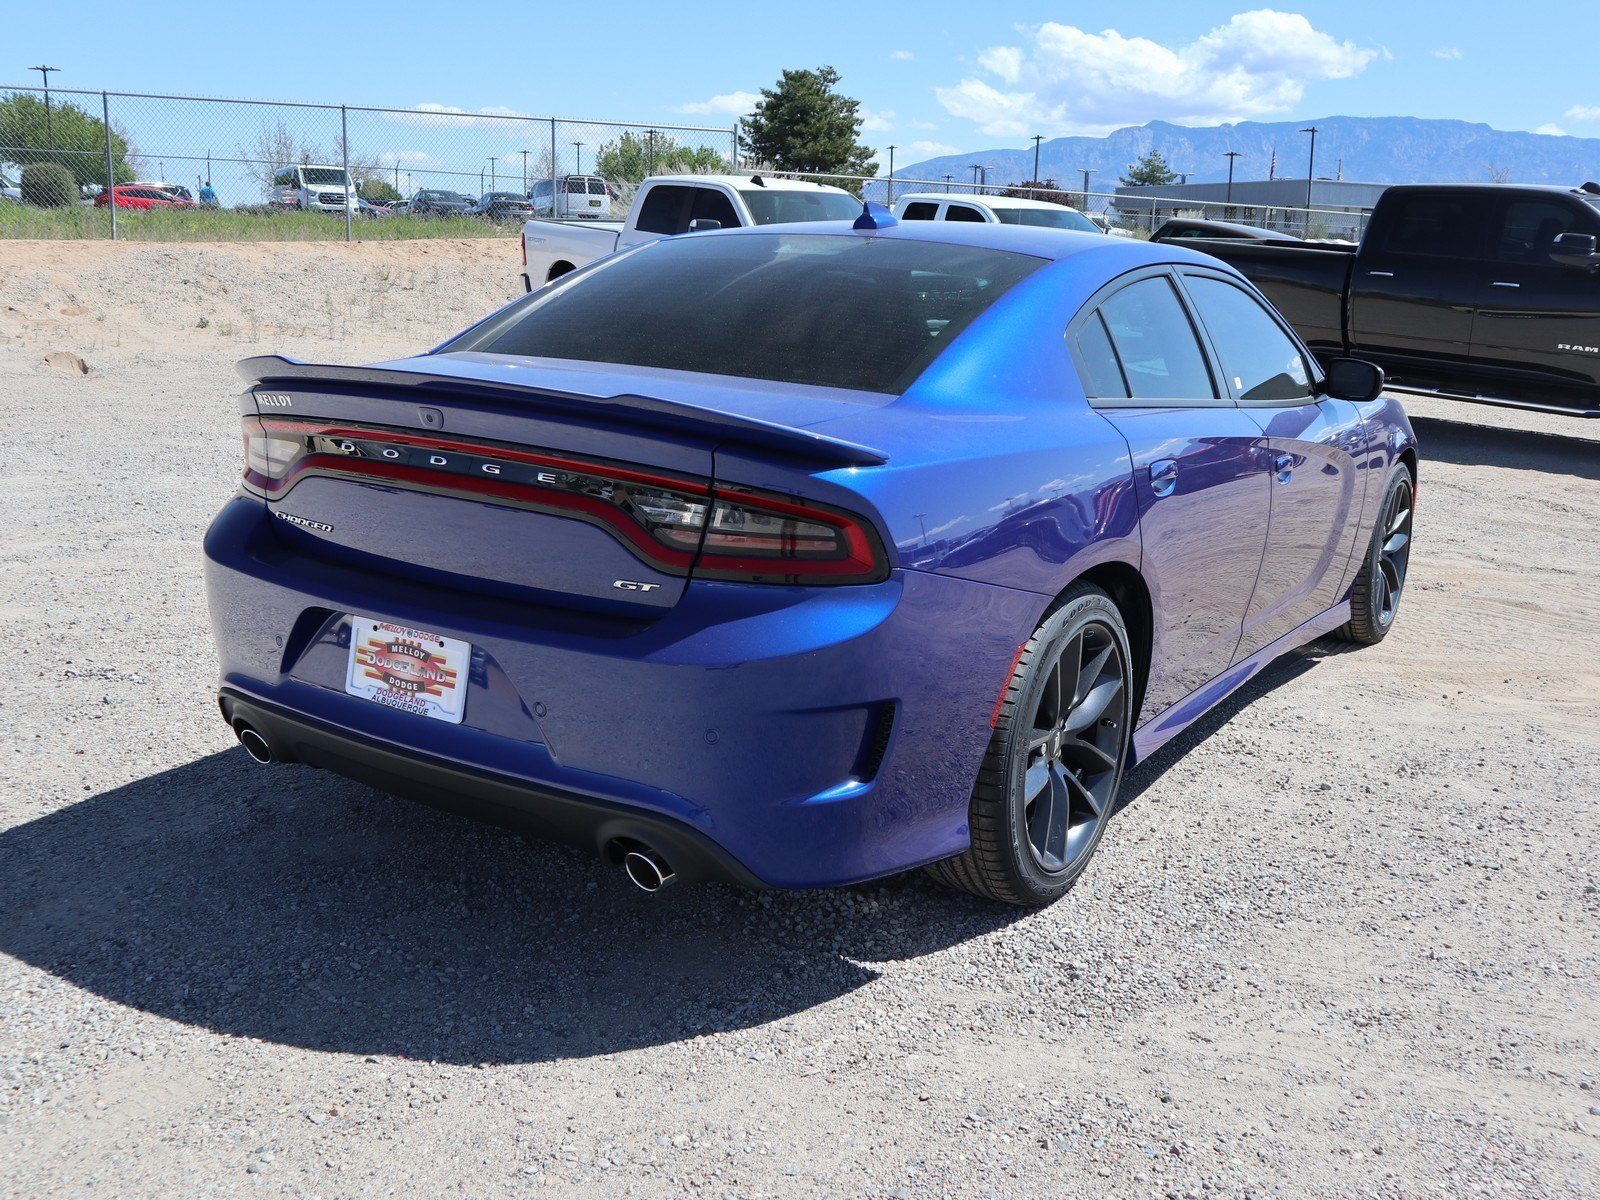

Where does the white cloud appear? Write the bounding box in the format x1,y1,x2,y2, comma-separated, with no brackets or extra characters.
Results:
903,139,961,160
1430,47,1463,60
675,91,760,117
935,10,1377,137
382,103,530,129
1536,123,1568,137
1566,105,1600,122
860,107,896,133
891,50,915,61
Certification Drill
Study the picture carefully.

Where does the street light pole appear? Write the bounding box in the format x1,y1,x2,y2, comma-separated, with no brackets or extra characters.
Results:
1224,150,1240,204
1080,167,1093,201
1031,134,1043,184
32,65,59,147
1299,126,1318,208
488,156,496,194
573,142,584,176
886,144,896,205
520,150,530,194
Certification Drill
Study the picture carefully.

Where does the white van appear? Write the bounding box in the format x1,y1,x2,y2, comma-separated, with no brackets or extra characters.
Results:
529,174,611,219
271,164,358,214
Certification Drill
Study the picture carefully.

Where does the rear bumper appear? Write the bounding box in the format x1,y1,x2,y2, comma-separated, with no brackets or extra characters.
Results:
219,689,765,887
203,496,1046,888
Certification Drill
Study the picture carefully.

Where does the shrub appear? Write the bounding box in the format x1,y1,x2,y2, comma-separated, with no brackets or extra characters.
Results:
21,162,77,208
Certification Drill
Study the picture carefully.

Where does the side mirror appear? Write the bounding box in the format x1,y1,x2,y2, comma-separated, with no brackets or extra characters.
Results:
686,218,722,233
1550,231,1600,269
1321,357,1385,403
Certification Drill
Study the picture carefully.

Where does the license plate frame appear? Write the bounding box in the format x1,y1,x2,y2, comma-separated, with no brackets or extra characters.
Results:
344,616,470,724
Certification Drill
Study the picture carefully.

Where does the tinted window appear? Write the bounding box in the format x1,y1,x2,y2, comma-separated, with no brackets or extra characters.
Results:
1076,312,1128,399
945,204,986,223
689,187,740,229
1097,277,1215,401
738,189,863,225
994,207,1099,232
635,184,692,234
1494,199,1593,263
458,233,1042,394
587,179,607,195
1382,194,1486,258
901,202,938,221
1185,276,1313,403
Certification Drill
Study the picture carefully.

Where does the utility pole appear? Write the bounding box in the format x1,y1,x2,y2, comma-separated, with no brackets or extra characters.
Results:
573,142,584,176
886,144,896,205
32,65,59,147
1299,126,1318,207
1224,150,1241,203
1031,134,1043,184
969,163,981,191
1080,167,1093,201
520,150,530,194
646,129,657,174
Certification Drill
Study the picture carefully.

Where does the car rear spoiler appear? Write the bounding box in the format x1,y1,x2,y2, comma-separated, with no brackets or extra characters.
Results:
236,356,889,468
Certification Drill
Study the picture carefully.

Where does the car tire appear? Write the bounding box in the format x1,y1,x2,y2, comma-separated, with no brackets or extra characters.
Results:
1337,462,1414,646
928,584,1134,906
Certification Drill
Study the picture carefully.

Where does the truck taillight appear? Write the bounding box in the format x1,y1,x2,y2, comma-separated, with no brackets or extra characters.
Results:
241,416,888,585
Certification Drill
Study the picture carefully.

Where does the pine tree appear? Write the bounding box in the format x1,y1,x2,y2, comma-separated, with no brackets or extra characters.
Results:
739,67,875,181
1120,151,1179,188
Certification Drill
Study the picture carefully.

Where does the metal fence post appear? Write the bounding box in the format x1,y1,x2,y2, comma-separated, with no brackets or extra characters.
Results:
340,105,352,242
549,118,557,213
730,122,739,171
101,91,116,240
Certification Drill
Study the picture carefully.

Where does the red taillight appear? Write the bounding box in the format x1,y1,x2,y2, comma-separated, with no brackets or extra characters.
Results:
242,416,887,585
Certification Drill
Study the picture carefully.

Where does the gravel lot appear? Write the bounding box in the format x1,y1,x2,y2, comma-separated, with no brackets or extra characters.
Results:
2,239,1597,1199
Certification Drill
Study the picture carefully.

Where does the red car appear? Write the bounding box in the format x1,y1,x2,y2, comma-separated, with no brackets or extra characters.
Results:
95,185,196,210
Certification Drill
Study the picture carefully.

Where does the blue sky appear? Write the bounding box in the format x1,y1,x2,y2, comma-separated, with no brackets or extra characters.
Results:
10,0,1600,167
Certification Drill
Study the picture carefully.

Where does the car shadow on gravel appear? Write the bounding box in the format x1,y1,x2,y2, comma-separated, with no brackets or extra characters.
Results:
1411,414,1600,482
0,750,1027,1065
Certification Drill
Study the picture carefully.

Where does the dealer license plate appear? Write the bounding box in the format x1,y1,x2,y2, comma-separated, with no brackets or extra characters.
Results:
344,616,470,724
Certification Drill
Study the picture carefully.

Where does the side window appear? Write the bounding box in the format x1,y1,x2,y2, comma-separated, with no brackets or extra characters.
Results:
1185,276,1314,404
1493,200,1592,263
1097,276,1216,401
944,204,986,223
1076,312,1129,399
689,187,740,229
634,185,693,234
900,201,938,221
1381,194,1486,259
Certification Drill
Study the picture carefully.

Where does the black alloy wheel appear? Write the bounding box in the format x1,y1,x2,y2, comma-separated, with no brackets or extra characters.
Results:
929,584,1134,906
1339,463,1415,645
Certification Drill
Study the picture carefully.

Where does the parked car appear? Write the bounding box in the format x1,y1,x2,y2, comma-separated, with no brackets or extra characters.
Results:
0,171,20,204
207,215,1415,906
472,191,535,223
271,165,358,215
356,197,391,218
519,173,861,289
1153,183,1600,415
94,185,196,211
893,191,1102,233
406,189,474,218
529,174,611,220
142,181,196,204
1152,218,1302,243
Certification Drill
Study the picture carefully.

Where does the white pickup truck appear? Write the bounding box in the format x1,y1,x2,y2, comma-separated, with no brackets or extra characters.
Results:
519,174,862,291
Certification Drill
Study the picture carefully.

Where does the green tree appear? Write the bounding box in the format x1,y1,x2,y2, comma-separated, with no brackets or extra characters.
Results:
21,162,77,207
739,66,875,182
359,178,402,203
594,130,728,184
0,92,134,189
1120,151,1178,188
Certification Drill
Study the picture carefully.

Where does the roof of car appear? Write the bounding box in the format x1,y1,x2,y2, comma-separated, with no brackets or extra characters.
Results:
894,192,1078,212
647,173,853,194
710,216,1225,268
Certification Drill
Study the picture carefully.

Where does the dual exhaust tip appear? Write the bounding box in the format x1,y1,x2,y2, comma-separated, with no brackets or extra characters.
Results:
234,719,678,894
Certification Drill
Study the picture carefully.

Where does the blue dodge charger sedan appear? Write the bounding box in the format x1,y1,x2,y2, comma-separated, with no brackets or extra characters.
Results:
205,210,1417,905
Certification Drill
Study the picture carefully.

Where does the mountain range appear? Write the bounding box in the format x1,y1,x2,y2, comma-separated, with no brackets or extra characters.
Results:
899,116,1600,193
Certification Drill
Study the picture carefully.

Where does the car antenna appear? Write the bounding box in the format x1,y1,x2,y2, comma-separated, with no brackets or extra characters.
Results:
853,200,898,231
750,174,766,187
1581,181,1600,196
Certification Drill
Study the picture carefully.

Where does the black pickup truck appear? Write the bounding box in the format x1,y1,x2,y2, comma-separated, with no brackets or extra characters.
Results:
1154,183,1600,416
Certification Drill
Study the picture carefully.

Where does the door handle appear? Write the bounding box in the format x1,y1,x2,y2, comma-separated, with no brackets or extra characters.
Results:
1149,458,1178,498
1366,270,1395,278
1490,281,1520,288
1274,453,1295,484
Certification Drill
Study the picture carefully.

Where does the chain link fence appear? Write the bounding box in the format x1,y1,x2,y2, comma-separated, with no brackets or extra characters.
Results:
0,84,738,239
761,169,1373,241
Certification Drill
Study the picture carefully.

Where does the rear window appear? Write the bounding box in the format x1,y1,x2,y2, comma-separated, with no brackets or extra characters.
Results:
457,233,1042,394
738,189,863,225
